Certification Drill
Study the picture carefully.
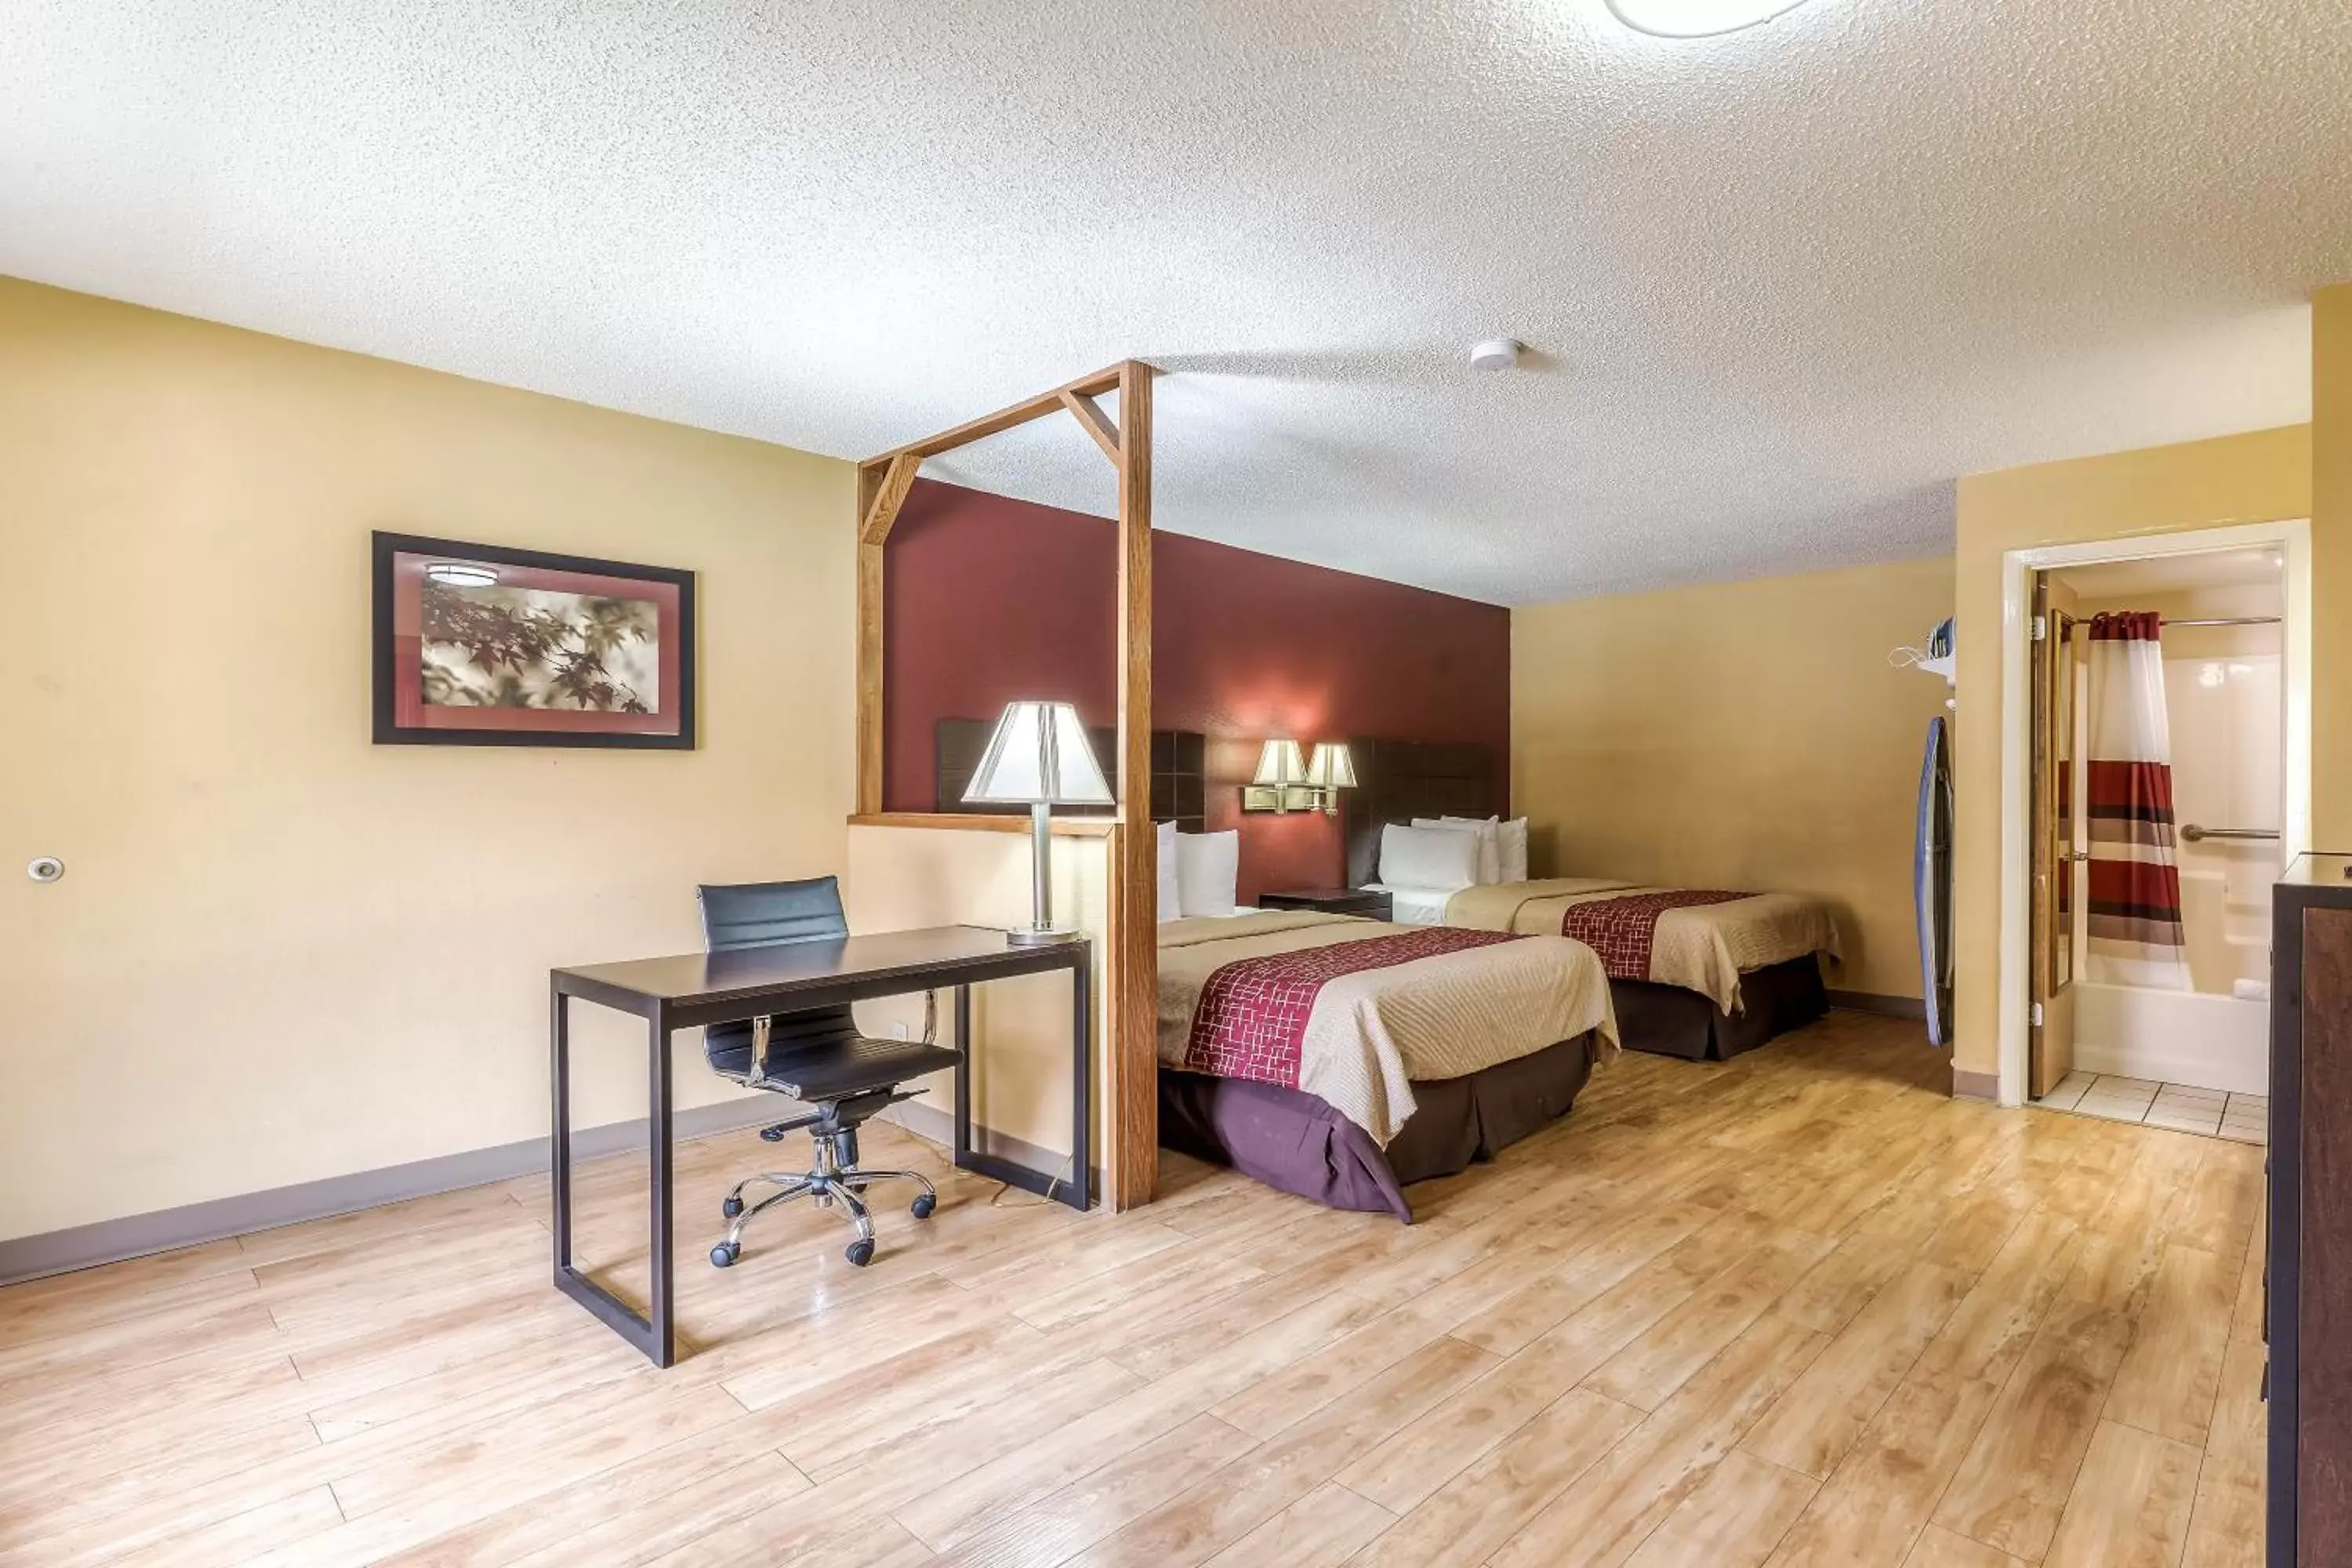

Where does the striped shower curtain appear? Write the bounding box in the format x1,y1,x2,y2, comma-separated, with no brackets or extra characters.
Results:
2083,611,2190,989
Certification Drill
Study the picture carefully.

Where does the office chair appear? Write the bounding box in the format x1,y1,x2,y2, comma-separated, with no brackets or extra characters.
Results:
698,877,960,1269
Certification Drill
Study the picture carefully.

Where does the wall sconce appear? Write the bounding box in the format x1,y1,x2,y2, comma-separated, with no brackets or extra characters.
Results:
1243,739,1355,815
1305,742,1356,817
1243,739,1313,814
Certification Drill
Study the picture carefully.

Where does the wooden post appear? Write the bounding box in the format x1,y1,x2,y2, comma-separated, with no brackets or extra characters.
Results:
855,452,922,816
1107,360,1157,1209
854,460,887,816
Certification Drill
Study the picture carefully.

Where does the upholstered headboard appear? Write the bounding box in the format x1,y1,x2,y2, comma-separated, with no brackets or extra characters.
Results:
1338,739,1501,888
932,719,1206,833
1151,729,1207,833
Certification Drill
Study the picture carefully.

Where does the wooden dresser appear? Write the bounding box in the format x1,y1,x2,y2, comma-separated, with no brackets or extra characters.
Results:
2270,852,2352,1565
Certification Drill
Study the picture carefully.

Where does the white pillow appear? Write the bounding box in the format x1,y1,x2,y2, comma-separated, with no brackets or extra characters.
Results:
1417,816,1501,884
1501,818,1529,883
1175,829,1240,918
1156,820,1180,921
1442,815,1528,884
1380,823,1480,891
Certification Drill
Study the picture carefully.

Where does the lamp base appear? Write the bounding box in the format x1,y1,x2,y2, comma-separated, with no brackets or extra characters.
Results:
1242,783,1328,814
1006,926,1085,947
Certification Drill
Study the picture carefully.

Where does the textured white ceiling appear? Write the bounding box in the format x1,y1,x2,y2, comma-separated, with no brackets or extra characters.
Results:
3,1,2346,605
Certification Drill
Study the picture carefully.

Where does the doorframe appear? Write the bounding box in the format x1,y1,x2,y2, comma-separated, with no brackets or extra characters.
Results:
1997,517,2312,1108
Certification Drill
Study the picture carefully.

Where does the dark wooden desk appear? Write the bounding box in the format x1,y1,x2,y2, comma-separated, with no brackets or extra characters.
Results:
550,926,1091,1366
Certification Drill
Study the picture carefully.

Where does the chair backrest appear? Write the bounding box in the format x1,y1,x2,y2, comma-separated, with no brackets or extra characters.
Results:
698,876,848,954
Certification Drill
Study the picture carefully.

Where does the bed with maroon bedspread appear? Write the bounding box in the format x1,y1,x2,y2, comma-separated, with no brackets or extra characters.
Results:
1444,880,1838,1061
1154,911,1617,1220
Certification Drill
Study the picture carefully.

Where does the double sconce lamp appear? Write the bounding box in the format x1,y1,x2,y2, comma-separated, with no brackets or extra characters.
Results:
1243,739,1356,816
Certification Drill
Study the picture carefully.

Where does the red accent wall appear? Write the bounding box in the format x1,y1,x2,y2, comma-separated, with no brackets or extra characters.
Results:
883,480,1509,902
882,481,1117,815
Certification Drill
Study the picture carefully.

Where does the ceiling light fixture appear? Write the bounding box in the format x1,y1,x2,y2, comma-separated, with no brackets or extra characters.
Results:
1605,0,1818,38
424,561,500,587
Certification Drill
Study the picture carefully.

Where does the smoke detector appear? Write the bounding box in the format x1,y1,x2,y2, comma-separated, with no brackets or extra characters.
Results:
1468,339,1521,372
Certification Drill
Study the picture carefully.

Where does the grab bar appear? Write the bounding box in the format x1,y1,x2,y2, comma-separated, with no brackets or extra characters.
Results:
2182,824,2281,843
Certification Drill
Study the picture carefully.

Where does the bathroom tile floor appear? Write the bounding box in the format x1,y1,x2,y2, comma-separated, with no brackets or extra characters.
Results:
2034,1070,2268,1142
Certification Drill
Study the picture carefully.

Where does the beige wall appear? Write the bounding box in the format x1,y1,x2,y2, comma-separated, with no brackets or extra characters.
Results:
1950,425,2314,1083
846,825,1111,1174
2319,285,2352,840
0,278,856,1242
1512,557,1956,1000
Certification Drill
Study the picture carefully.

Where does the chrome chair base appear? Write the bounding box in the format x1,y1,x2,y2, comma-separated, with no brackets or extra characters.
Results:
709,1128,936,1269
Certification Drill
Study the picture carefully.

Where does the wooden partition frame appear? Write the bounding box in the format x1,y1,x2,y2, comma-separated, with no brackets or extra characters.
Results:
852,361,1159,1210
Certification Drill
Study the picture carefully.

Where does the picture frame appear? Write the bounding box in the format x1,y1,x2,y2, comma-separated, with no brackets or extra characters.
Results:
372,531,697,749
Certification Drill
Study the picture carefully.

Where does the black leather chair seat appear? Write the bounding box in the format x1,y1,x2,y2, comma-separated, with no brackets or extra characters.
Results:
714,1034,962,1101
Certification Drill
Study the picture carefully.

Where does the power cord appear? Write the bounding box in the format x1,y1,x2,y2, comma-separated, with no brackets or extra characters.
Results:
988,1150,1077,1209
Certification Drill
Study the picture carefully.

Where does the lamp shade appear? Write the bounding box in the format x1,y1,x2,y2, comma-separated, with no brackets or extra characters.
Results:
1305,742,1357,789
962,701,1113,807
1252,739,1308,787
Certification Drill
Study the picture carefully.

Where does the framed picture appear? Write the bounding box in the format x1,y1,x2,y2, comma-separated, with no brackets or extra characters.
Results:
372,532,696,749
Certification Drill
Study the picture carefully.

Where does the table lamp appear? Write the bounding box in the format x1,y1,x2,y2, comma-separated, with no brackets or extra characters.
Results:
962,700,1114,945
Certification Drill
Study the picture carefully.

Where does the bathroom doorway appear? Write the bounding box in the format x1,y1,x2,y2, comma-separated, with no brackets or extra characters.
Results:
2024,544,2287,1137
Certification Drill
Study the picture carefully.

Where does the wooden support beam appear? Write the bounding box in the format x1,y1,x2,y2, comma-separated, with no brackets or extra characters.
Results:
1105,359,1158,1210
862,364,1127,466
855,462,887,816
861,452,921,546
1058,390,1121,465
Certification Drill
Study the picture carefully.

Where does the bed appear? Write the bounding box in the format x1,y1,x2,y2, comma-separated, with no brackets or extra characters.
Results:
1155,909,1617,1220
1340,739,1838,1062
1437,878,1836,1060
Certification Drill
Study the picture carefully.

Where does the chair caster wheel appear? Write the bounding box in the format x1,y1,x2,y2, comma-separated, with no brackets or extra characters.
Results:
721,1196,743,1219
845,1239,875,1268
710,1242,739,1269
911,1194,936,1220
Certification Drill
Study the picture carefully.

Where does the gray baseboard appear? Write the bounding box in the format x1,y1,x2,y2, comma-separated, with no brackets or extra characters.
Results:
1951,1066,2002,1102
0,1096,785,1289
1827,990,1929,1021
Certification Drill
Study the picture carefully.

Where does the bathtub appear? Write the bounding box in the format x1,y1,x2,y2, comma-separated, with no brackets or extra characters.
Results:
2071,868,2270,1096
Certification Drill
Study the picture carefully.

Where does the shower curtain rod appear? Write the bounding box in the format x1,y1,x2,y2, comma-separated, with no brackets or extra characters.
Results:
2061,615,2281,633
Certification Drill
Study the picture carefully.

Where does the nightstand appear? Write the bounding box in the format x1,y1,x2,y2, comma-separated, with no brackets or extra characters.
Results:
1258,887,1392,920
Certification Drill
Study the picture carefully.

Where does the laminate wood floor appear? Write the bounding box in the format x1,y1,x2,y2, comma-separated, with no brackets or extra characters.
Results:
0,1011,2267,1566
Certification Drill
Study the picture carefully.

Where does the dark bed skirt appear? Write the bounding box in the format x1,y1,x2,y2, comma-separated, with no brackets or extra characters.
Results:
1611,954,1828,1062
1157,1030,1601,1222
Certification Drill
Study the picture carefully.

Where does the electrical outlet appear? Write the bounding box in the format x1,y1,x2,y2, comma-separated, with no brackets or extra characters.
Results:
890,1022,909,1040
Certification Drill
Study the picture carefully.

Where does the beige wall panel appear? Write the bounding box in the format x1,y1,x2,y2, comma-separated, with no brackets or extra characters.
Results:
845,825,1108,1174
0,278,855,1240
2318,285,2352,849
1512,556,1955,1000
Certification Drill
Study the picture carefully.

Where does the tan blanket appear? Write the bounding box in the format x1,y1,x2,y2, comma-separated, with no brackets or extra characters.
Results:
1157,911,1617,1145
1444,880,1840,1014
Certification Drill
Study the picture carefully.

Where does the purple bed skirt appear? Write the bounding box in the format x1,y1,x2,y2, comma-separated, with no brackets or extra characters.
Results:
1611,953,1828,1062
1157,1030,1601,1222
